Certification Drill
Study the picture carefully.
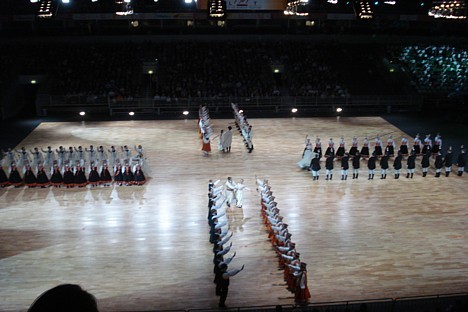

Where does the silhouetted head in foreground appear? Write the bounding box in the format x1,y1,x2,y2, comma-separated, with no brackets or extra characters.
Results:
29,284,98,312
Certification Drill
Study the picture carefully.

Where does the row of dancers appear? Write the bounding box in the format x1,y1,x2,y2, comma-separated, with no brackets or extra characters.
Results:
256,177,311,304
300,133,445,162
208,179,244,308
303,146,465,180
199,105,213,156
1,144,147,170
0,162,146,188
232,103,253,153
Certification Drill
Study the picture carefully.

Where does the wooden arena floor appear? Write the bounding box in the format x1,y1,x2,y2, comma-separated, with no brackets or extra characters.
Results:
0,117,467,311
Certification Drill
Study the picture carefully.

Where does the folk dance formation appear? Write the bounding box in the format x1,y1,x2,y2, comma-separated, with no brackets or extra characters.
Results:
223,177,250,209
297,134,466,180
208,179,245,308
232,103,253,153
198,105,214,157
0,144,148,188
256,177,311,305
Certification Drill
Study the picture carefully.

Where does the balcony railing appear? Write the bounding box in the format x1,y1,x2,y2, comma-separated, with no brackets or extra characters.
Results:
37,94,424,117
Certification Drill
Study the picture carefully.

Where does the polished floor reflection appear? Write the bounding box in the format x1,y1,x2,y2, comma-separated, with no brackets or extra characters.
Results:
0,117,467,311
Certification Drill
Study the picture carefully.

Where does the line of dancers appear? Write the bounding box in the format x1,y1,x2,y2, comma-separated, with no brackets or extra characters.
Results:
256,177,310,305
208,179,244,308
0,160,146,188
199,105,213,156
1,144,148,172
232,103,253,153
298,134,466,180
0,144,148,188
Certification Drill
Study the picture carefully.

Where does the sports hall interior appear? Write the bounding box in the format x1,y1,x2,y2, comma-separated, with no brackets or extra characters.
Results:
1,1,468,311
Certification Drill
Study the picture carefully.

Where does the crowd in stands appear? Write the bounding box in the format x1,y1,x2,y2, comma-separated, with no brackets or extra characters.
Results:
279,42,349,98
150,42,276,99
1,42,467,103
389,45,468,95
1,41,351,101
49,44,143,101
0,43,142,102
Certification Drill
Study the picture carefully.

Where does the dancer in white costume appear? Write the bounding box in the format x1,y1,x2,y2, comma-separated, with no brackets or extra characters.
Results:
224,177,237,208
297,135,317,169
234,179,250,208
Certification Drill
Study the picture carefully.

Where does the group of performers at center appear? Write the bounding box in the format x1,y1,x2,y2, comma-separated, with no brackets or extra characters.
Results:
298,134,465,180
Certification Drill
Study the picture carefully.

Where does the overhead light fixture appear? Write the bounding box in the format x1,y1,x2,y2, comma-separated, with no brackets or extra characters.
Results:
354,0,374,19
116,0,133,15
209,0,226,18
291,108,298,113
428,1,467,19
129,112,135,116
37,0,54,18
79,111,86,116
284,0,309,16
183,110,189,116
31,80,37,84
336,107,343,113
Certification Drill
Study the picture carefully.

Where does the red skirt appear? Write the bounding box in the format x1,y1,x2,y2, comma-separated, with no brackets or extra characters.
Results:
202,142,211,152
295,286,311,303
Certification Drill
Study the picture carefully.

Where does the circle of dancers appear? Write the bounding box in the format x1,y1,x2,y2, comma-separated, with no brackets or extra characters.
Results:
0,144,149,188
298,134,465,180
256,177,311,305
208,179,245,308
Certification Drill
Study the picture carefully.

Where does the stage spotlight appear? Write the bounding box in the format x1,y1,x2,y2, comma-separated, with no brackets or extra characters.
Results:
336,107,343,113
79,111,86,116
31,80,37,84
291,108,298,113
62,0,70,3
129,112,135,116
148,70,153,74
185,0,193,3
30,0,39,3
183,110,189,116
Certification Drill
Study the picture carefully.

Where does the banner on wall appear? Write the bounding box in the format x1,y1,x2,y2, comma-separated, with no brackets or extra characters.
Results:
197,0,287,11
